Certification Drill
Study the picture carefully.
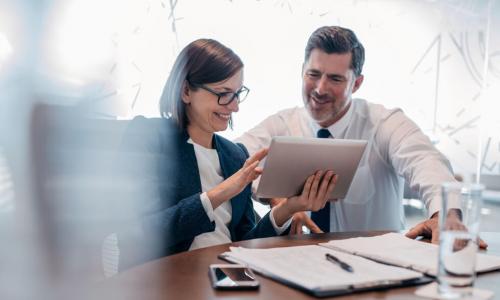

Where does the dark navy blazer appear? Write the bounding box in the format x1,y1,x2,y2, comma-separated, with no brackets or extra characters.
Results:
117,117,278,270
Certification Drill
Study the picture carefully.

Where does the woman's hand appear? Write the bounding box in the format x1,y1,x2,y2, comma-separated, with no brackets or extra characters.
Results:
268,198,323,234
273,171,338,226
286,171,338,213
207,148,268,209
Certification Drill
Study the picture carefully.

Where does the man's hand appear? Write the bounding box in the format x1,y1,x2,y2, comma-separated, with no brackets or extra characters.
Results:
405,211,488,249
289,212,322,235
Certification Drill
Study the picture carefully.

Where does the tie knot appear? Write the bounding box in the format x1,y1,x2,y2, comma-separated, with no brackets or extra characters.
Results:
317,128,331,139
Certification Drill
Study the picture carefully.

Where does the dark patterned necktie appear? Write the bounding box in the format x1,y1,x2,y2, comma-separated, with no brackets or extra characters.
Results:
311,128,331,232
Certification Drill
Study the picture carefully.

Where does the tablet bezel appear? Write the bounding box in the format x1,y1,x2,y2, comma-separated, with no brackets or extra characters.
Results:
256,136,367,200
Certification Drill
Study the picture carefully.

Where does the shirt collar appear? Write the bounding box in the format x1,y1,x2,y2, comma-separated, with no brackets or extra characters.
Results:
309,101,354,138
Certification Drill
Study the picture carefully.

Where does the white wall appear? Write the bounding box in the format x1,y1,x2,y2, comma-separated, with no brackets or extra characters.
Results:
28,0,499,180
2,0,499,178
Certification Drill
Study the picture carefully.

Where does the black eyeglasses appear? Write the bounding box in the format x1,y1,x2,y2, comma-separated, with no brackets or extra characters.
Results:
190,82,250,106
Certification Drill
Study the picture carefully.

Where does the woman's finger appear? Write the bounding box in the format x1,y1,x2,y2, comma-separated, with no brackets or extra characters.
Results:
301,174,314,198
246,161,261,178
324,174,338,200
316,171,334,201
242,160,259,174
310,171,333,210
253,166,264,175
308,170,323,200
243,148,268,167
315,174,338,209
238,160,260,185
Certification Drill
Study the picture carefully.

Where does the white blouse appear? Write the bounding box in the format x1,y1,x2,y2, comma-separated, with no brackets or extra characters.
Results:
188,138,290,250
188,139,232,250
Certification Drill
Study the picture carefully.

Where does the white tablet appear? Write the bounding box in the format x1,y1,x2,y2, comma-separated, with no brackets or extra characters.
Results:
256,136,367,200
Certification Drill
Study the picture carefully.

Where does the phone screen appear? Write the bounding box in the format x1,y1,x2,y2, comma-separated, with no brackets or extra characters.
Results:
210,266,259,289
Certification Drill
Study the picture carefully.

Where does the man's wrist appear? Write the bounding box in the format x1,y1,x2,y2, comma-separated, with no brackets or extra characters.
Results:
448,208,462,220
430,209,462,220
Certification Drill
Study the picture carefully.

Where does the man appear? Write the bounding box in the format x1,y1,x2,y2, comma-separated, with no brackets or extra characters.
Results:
236,26,487,247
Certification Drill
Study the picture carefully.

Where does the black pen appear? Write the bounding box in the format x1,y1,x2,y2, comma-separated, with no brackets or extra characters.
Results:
325,253,354,273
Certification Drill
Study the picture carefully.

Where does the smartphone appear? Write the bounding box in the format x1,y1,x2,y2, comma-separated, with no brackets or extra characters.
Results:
209,264,259,290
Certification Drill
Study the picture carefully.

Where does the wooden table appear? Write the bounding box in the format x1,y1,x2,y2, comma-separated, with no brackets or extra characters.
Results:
97,231,500,299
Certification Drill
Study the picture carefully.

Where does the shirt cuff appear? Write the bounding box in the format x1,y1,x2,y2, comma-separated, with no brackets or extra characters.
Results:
200,192,215,222
269,206,292,234
427,194,461,219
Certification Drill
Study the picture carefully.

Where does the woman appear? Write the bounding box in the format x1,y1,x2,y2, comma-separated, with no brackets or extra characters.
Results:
115,39,337,271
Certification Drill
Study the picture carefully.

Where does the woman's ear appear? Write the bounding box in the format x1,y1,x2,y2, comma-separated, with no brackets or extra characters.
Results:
181,81,191,104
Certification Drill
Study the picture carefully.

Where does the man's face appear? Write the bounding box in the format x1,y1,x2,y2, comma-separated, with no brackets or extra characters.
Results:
302,49,363,128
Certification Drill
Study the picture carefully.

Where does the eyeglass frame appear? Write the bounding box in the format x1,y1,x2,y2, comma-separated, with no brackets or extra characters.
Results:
188,81,250,106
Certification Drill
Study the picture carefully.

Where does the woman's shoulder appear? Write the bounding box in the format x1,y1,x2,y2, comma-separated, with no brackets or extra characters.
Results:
214,134,249,160
127,116,184,138
122,116,181,152
127,116,176,131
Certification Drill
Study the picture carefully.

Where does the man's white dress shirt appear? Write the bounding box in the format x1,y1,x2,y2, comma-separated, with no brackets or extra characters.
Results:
235,99,456,231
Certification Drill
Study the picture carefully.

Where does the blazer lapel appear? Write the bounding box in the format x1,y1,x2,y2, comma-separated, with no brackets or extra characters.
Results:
175,130,202,198
213,135,245,228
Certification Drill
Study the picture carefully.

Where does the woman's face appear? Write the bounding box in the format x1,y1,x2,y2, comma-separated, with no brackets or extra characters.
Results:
183,69,243,135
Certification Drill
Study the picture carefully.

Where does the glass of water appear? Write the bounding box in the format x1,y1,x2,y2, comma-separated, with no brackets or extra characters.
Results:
437,182,484,299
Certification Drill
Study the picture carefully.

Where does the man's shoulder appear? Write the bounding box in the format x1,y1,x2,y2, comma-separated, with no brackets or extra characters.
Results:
267,106,307,123
276,106,306,116
353,98,401,121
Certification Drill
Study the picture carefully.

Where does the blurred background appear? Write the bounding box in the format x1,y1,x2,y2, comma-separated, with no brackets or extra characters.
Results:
0,0,499,298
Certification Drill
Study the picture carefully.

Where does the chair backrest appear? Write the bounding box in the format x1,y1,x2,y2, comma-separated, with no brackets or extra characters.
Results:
30,104,129,282
479,174,500,191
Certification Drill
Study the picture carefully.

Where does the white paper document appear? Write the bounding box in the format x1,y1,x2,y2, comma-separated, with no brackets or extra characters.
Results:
221,244,422,292
320,233,500,276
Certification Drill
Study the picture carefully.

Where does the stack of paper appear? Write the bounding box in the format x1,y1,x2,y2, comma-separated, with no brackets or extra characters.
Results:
223,244,422,292
320,233,500,276
220,233,500,296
